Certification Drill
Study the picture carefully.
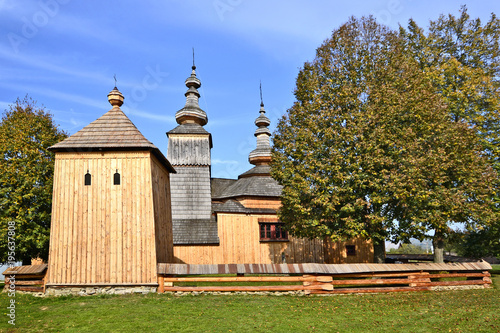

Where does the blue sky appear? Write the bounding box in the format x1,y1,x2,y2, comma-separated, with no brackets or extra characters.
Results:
1,0,499,179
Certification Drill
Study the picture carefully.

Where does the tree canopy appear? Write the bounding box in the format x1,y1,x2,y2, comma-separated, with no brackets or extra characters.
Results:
0,96,67,264
271,14,498,263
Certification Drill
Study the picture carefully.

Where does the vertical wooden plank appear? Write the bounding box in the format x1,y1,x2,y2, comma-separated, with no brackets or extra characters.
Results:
132,156,139,283
86,156,94,284
73,157,81,284
116,158,123,284
98,156,105,283
70,158,78,284
110,158,117,284
158,275,164,293
105,156,111,283
93,155,99,283
125,157,132,283
47,156,61,284
62,158,70,284
140,156,147,283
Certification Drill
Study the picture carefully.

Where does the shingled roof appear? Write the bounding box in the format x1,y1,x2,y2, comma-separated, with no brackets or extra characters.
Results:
50,108,158,150
49,87,175,172
172,218,220,245
211,175,282,200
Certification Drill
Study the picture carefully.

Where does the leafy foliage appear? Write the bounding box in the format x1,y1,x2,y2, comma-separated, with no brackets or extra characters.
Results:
272,15,498,263
455,226,500,259
0,96,67,264
399,6,500,259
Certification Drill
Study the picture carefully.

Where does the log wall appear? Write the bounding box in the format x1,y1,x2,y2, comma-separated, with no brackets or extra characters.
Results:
46,151,172,286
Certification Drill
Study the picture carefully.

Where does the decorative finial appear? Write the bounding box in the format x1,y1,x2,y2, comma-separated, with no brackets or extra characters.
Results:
260,81,264,107
192,47,196,70
113,74,117,88
107,85,124,107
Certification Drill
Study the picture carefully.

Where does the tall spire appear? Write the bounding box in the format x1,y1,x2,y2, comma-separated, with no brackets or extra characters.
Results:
175,55,207,126
249,84,272,165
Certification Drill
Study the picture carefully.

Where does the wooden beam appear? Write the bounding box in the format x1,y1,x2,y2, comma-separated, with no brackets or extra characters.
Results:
11,280,44,285
158,276,164,293
162,283,336,292
161,276,331,283
15,286,44,292
416,280,490,287
427,273,488,278
326,278,430,286
310,286,432,294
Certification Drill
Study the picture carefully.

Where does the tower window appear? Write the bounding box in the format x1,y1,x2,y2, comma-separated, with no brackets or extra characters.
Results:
84,171,91,186
113,170,121,185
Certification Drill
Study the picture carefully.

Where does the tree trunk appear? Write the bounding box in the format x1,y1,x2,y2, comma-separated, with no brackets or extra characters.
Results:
433,234,445,263
373,240,386,263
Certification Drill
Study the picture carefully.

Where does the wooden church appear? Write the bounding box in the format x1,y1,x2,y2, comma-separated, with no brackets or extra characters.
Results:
44,65,373,292
169,65,373,265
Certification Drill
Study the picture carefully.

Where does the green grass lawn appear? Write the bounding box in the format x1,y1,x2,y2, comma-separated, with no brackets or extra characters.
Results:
0,267,499,333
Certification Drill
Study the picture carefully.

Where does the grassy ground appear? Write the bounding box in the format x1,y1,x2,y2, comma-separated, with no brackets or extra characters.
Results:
0,266,498,333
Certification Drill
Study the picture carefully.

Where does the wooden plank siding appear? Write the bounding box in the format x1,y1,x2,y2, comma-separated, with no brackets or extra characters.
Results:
46,151,173,286
151,156,174,264
173,213,372,264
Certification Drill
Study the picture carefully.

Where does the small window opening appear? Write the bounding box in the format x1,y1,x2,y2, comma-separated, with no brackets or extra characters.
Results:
346,245,356,256
84,170,91,186
259,223,288,241
113,169,121,185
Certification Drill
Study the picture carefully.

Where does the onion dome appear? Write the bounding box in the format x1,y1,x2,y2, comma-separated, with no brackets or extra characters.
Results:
175,65,208,126
107,86,124,108
249,100,272,165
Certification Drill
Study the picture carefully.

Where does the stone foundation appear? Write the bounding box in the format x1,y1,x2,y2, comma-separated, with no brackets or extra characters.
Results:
45,285,157,296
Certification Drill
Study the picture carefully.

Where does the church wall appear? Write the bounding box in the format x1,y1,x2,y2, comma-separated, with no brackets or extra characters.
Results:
46,151,159,286
173,212,374,264
236,197,281,210
150,155,174,263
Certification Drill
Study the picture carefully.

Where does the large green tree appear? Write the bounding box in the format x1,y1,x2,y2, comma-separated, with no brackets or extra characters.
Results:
400,7,500,162
272,16,498,263
0,97,67,265
400,6,500,260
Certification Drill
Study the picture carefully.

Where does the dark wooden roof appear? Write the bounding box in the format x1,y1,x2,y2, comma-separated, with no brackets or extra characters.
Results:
211,175,282,200
172,218,220,245
211,178,237,197
49,107,175,172
157,261,492,275
212,200,276,214
168,123,211,136
2,264,47,276
238,165,272,178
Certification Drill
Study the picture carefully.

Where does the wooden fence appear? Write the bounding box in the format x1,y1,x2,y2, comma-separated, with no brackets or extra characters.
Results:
3,264,47,293
157,262,492,294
